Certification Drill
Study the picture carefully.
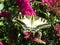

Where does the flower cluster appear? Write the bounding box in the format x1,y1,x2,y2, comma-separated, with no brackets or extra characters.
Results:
54,23,60,37
22,31,46,44
16,0,36,16
22,31,35,40
0,11,10,17
42,0,60,8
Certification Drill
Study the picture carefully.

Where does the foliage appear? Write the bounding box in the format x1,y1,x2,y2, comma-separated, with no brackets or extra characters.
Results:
0,0,60,45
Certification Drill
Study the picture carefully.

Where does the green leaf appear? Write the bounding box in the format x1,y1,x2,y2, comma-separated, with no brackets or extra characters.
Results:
0,0,2,2
0,3,4,11
0,21,4,26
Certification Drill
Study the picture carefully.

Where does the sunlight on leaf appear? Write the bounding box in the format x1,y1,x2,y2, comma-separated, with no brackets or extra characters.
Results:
0,3,4,11
0,21,4,26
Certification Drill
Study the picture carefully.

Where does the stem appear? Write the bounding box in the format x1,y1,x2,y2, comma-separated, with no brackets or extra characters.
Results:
8,26,18,45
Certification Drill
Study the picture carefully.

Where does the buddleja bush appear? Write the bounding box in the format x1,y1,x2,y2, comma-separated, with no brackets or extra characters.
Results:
0,0,60,45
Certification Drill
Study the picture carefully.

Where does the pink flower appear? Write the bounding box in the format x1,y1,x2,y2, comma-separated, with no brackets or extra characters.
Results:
22,31,33,40
54,23,60,31
22,31,32,36
54,23,60,37
2,11,11,17
33,37,46,44
57,0,60,2
0,42,3,45
16,0,36,16
22,31,46,44
0,11,11,17
42,0,56,3
42,0,60,8
56,33,60,37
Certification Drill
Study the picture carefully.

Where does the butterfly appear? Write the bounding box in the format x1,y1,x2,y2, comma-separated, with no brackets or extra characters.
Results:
12,16,51,44
16,16,51,31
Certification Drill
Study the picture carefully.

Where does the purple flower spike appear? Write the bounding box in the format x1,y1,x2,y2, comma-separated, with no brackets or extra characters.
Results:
16,0,36,16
